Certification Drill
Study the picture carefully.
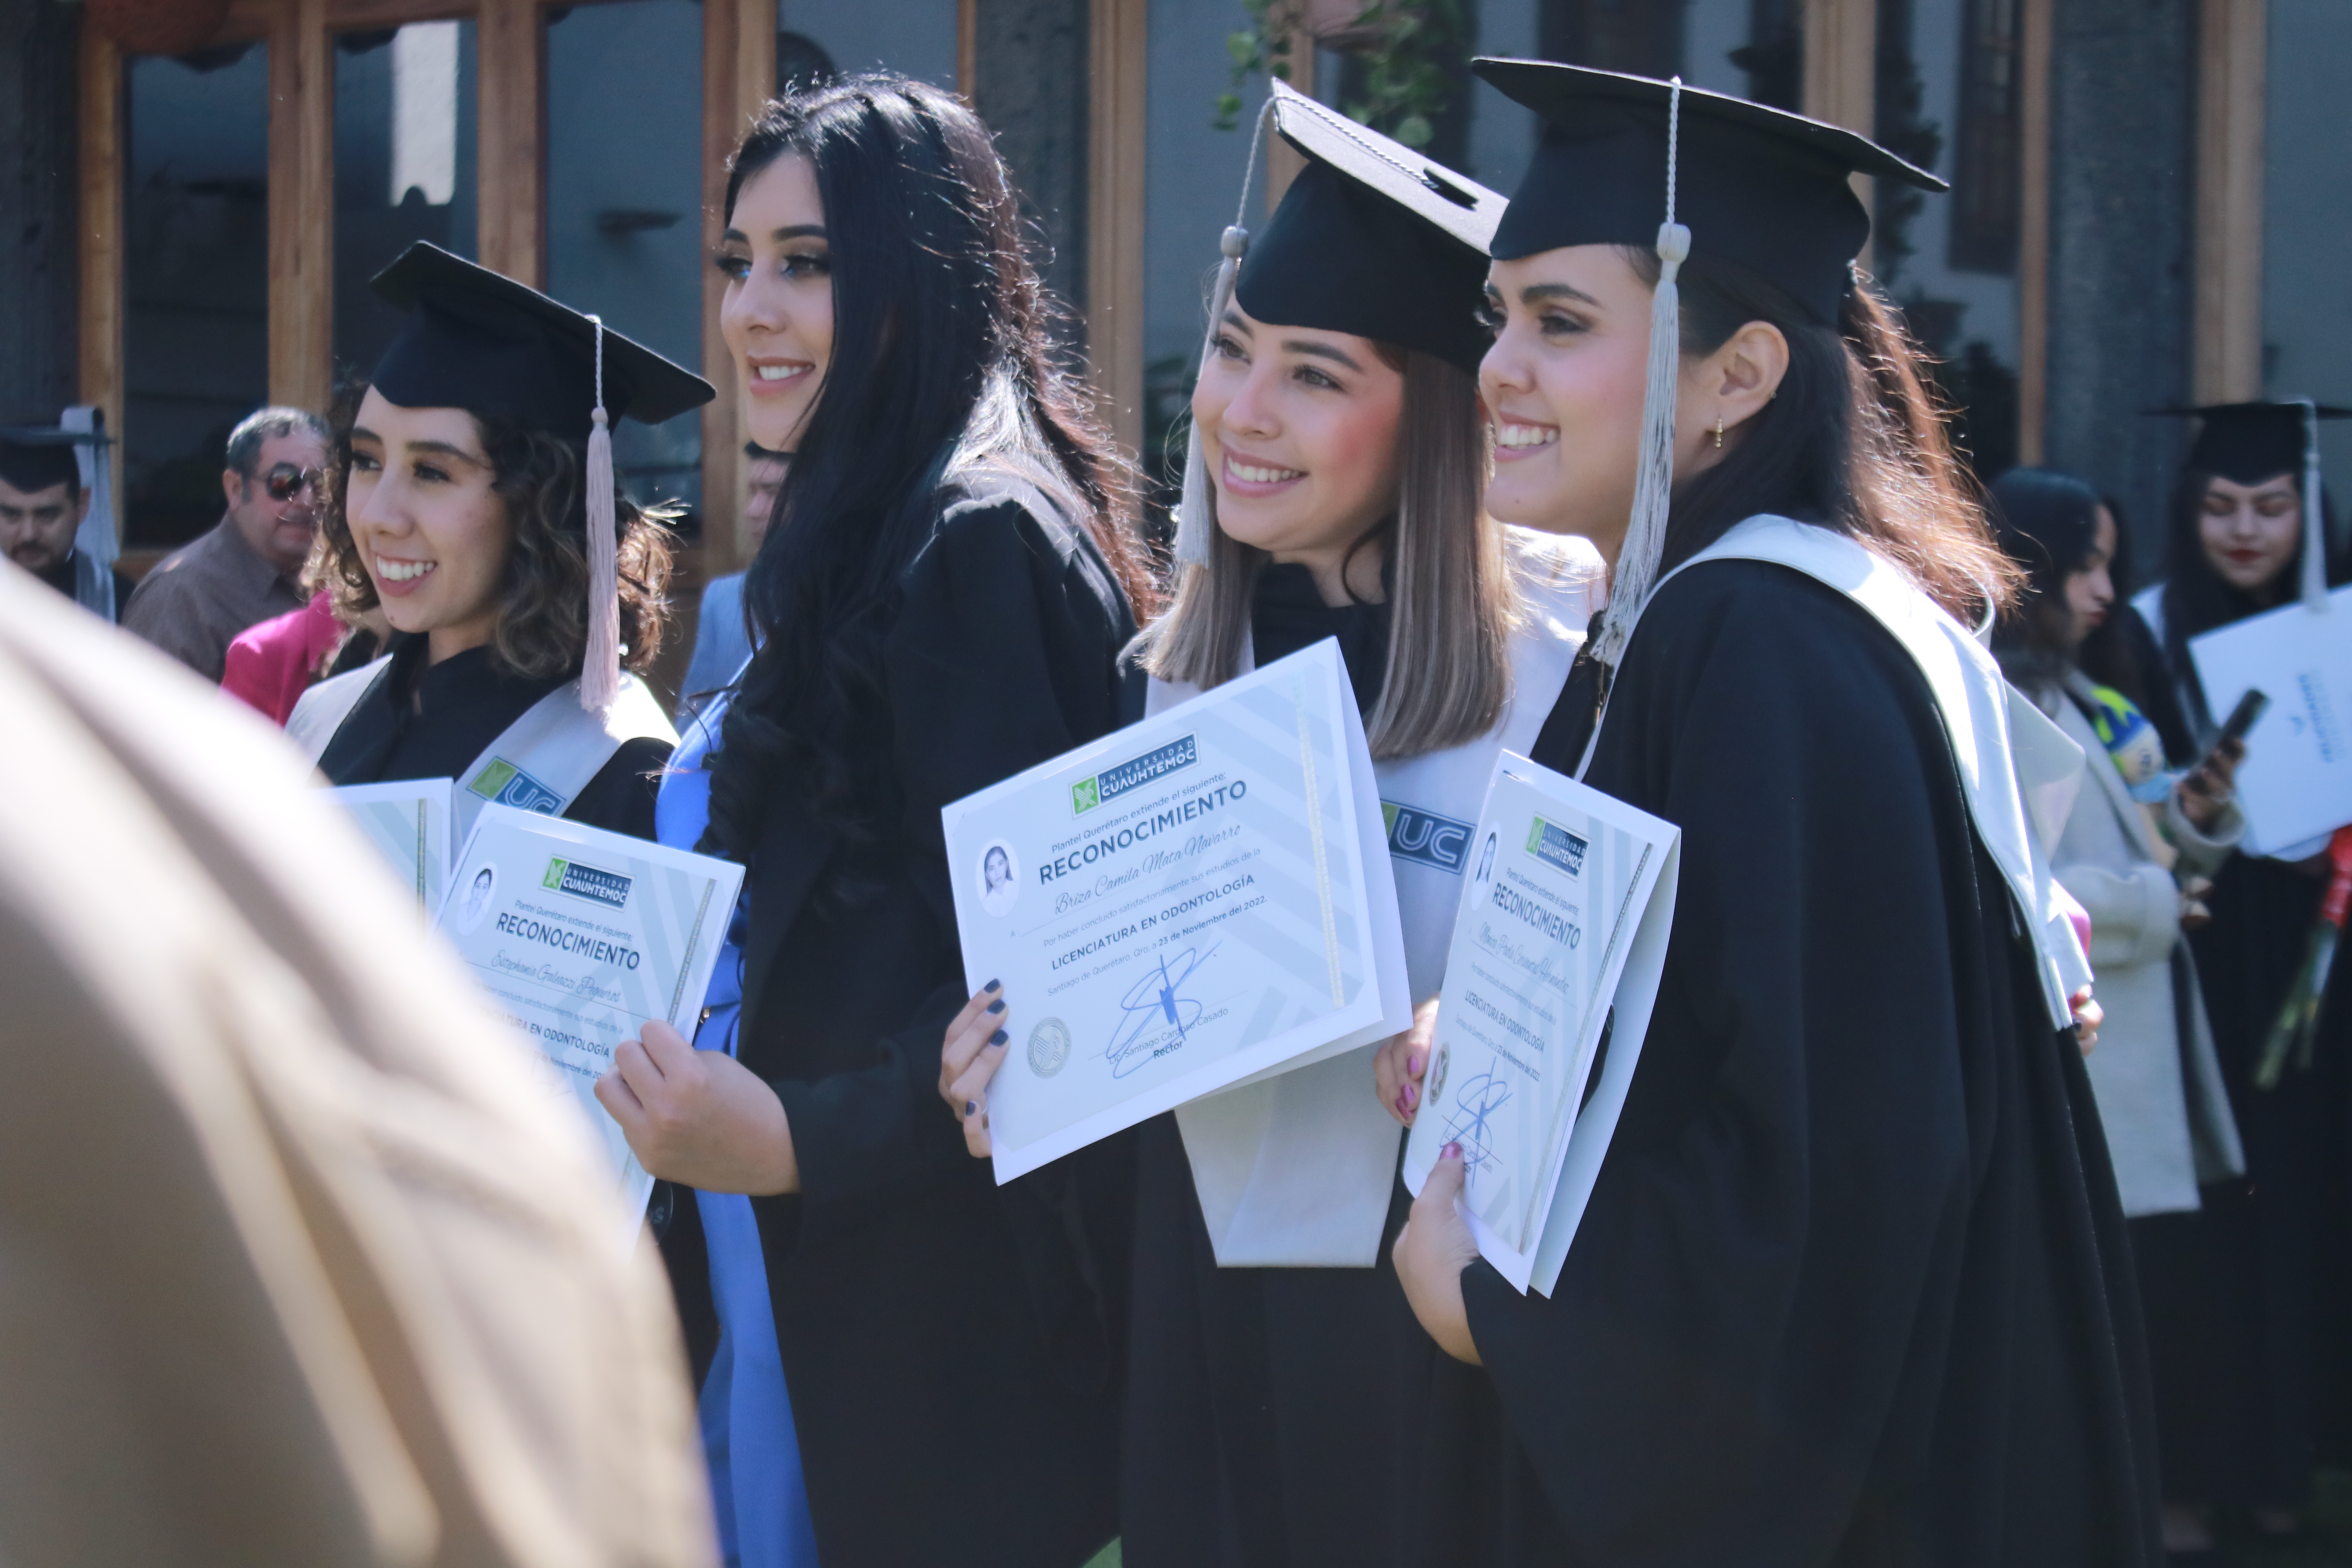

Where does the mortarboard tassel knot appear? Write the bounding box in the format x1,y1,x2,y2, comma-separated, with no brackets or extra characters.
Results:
581,317,622,713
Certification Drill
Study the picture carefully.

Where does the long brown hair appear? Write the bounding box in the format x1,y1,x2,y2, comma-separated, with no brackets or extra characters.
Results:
1626,248,2022,623
317,406,674,679
1139,347,1514,760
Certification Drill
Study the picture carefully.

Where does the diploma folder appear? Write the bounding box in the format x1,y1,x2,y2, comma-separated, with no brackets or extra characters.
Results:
1402,753,1681,1295
942,639,1413,1182
437,802,744,1249
2189,583,2352,856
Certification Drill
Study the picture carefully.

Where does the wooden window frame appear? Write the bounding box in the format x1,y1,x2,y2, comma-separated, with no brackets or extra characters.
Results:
81,0,981,570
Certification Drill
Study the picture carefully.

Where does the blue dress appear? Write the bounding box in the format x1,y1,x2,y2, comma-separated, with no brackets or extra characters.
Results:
657,690,820,1568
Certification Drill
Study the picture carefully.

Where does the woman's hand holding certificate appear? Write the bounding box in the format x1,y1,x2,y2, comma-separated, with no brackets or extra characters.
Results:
940,640,1411,1179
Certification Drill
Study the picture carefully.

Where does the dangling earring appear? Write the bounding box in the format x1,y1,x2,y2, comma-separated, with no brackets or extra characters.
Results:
1712,417,1724,450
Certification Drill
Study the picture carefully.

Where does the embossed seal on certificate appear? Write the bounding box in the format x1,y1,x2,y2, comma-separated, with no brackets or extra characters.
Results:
1028,1017,1072,1078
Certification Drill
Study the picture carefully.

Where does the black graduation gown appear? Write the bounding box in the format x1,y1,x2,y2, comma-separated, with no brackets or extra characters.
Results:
1120,566,1438,1568
1418,560,2160,1566
314,635,666,840
664,485,1138,1568
2120,600,2352,1508
33,550,138,623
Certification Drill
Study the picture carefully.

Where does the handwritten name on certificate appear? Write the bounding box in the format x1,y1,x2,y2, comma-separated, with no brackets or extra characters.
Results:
1403,755,1680,1294
943,639,1411,1181
327,778,454,917
437,803,744,1245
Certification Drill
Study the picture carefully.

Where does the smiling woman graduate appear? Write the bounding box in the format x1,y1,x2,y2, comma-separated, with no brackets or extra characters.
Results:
940,82,1602,1568
286,243,711,842
1374,64,2163,1564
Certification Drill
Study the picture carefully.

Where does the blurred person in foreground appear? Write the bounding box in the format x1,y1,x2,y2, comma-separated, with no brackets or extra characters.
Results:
0,430,134,621
677,441,789,718
124,406,330,681
0,559,715,1568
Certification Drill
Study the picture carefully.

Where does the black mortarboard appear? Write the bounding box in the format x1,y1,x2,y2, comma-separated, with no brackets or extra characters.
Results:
1234,84,1507,375
1172,80,1503,563
368,243,713,712
0,426,98,494
1476,60,1945,325
2153,398,2347,611
2148,401,2352,486
368,242,713,438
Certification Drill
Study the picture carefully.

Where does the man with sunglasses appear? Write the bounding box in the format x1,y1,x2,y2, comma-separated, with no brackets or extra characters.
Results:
124,406,330,682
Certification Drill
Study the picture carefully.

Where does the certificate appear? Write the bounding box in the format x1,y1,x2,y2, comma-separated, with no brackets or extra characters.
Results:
2189,584,2352,855
327,778,454,915
437,802,744,1244
1402,753,1680,1294
942,639,1411,1181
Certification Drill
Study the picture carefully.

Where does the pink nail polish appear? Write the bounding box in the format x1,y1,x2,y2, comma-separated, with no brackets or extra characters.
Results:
1404,1082,1419,1109
1443,1141,1462,1160
1408,1051,1423,1076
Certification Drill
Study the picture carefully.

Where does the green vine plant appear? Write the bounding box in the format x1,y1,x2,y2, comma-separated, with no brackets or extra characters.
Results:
1214,0,1463,150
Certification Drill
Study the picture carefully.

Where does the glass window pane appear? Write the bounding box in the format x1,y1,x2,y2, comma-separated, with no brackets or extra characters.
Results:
124,44,270,549
776,0,960,92
335,21,480,385
2264,0,2352,514
1886,0,2023,477
546,0,706,519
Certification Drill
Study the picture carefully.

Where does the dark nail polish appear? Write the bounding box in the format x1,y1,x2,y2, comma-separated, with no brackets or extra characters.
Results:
984,979,1001,992
990,1029,1008,1047
964,1100,977,1117
986,998,1005,1014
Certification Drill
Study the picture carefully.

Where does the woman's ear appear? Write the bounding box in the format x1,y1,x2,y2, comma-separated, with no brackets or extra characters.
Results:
1710,321,1790,434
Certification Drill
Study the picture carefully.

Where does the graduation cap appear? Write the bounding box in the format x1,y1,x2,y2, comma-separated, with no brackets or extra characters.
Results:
2152,399,2350,612
367,242,714,710
1171,79,1507,565
1474,62,1946,673
0,412,120,619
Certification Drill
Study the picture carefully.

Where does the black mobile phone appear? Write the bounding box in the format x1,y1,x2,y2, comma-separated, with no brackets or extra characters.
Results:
2218,688,2270,747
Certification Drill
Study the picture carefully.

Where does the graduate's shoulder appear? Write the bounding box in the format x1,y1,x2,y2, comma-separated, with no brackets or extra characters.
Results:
903,462,1134,636
1628,555,1943,728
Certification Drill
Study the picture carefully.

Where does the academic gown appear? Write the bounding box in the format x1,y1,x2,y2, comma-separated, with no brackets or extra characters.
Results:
2120,597,2352,1508
314,635,666,840
1121,564,1447,1568
1415,560,2160,1566
658,481,1139,1568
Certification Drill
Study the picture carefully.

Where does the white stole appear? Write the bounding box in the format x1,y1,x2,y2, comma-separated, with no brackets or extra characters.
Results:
1155,530,1603,1265
1604,516,2094,1030
287,657,678,841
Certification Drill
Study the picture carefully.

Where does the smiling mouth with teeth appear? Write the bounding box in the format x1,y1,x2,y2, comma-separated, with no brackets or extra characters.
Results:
754,364,811,382
1226,458,1305,484
376,557,436,582
1494,423,1558,450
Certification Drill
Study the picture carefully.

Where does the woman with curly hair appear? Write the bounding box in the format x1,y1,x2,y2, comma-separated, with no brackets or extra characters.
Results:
587,76,1153,1568
287,243,710,840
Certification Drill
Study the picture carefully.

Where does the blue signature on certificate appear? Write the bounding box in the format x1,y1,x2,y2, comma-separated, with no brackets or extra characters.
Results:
1440,1069,1513,1176
1105,942,1220,1078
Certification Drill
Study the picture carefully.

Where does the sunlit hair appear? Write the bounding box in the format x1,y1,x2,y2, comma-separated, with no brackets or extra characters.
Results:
316,402,673,680
1624,248,2022,624
701,74,1156,866
1137,344,1513,760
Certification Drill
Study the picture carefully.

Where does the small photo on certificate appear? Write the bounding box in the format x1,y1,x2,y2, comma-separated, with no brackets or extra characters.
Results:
435,803,744,1246
943,639,1410,1181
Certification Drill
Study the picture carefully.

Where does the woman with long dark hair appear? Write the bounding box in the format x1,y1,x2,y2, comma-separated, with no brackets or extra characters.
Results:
1377,65,2159,1562
2123,402,2352,1543
590,77,1153,1568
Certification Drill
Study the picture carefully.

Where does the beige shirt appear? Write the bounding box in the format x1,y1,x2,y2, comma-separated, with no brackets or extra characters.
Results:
122,514,307,682
0,561,716,1568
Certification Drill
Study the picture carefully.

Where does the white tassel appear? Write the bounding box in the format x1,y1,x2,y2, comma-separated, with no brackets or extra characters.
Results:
1173,100,1278,567
581,317,621,712
1590,78,1691,673
2299,396,2329,613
